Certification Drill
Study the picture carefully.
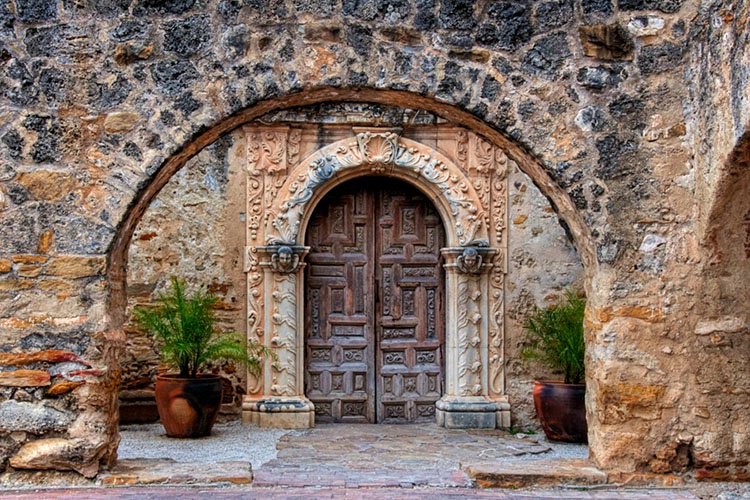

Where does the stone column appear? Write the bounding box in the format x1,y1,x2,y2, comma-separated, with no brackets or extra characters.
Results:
242,245,315,428
436,246,506,428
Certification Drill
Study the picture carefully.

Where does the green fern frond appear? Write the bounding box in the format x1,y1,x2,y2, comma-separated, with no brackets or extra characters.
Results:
521,289,586,384
133,276,272,378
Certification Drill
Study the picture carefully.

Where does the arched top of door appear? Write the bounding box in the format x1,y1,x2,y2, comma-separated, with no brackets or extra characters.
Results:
264,130,493,248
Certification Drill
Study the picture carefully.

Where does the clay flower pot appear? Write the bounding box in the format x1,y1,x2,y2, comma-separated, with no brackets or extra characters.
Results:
533,380,588,443
155,374,223,438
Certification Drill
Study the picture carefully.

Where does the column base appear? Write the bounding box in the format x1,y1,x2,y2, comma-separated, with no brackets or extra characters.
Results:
436,396,510,429
242,397,315,429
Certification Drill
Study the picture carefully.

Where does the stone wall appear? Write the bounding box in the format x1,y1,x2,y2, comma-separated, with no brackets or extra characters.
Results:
123,135,247,420
506,162,584,428
683,1,750,481
0,0,747,479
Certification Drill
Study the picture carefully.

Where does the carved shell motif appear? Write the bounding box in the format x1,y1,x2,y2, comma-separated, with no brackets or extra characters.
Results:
357,131,398,172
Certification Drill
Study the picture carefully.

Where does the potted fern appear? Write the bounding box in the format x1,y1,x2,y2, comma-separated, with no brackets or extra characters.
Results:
134,277,269,438
522,289,587,443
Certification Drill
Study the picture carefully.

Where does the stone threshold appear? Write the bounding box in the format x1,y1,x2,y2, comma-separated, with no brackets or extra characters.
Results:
99,459,253,486
463,458,607,488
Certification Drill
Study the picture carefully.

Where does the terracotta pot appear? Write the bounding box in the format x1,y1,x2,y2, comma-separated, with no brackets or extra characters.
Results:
154,374,223,438
533,380,588,443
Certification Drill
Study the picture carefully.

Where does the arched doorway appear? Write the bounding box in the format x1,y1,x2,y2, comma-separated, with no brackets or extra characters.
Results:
241,124,511,429
304,177,446,424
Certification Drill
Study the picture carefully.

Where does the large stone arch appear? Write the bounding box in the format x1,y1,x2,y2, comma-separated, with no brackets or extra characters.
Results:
240,127,513,428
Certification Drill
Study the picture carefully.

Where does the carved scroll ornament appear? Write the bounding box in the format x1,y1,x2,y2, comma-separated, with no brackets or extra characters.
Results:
265,133,489,246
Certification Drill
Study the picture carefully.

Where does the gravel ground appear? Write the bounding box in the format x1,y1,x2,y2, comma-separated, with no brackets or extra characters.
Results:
117,421,289,470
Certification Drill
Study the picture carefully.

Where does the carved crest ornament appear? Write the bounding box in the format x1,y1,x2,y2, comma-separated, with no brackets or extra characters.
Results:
242,125,511,429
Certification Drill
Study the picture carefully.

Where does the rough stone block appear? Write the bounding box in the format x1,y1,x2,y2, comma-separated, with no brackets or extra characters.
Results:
18,264,42,277
0,349,87,367
9,438,104,478
101,459,253,485
46,381,84,396
37,230,55,254
103,112,141,134
0,369,51,387
0,260,10,273
12,255,47,264
46,256,106,278
464,458,607,488
0,400,73,433
579,24,634,61
17,171,77,201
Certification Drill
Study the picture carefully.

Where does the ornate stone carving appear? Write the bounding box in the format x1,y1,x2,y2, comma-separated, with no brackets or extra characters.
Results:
245,245,263,395
456,274,483,397
265,133,489,246
245,126,293,396
355,130,399,173
270,245,301,273
488,262,505,397
456,247,483,275
269,272,298,397
469,133,509,399
244,125,509,429
287,128,301,169
247,130,287,174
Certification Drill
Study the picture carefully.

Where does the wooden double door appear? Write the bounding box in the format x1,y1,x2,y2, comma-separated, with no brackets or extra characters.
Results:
304,178,445,423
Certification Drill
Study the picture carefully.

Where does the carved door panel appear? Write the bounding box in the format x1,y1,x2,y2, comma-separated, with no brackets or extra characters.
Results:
305,178,444,423
305,184,375,423
376,185,445,423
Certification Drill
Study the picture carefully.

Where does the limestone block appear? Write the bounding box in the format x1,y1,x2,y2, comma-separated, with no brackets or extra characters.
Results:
0,280,35,291
18,264,42,277
17,171,77,201
0,369,51,387
10,438,104,478
0,400,73,433
599,383,666,424
47,381,85,396
694,317,748,335
627,15,665,37
46,256,106,278
12,255,47,264
0,260,10,273
38,230,55,254
0,350,86,367
104,112,140,134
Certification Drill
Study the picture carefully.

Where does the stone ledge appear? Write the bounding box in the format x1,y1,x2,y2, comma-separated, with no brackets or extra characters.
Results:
100,459,253,486
463,457,607,488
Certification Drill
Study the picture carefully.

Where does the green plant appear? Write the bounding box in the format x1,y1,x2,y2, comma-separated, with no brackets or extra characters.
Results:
134,276,270,378
522,289,586,384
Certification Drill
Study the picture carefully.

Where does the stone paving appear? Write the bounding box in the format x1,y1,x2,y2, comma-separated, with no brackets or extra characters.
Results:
2,423,750,498
253,423,556,488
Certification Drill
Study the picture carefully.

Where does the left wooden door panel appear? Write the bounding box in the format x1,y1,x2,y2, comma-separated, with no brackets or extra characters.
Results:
304,186,375,423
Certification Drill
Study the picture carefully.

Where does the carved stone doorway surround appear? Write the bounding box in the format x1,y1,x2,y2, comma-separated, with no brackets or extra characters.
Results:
241,123,511,429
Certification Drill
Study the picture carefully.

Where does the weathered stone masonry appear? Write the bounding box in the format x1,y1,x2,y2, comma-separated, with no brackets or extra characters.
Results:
0,0,748,481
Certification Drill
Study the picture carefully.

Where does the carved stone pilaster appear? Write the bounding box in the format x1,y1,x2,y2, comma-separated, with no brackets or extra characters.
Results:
243,245,313,429
243,124,314,428
469,133,510,424
437,246,505,429
245,126,293,397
